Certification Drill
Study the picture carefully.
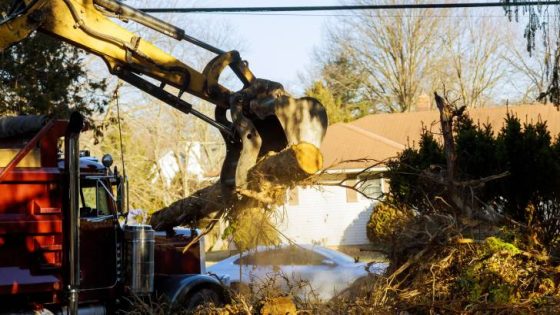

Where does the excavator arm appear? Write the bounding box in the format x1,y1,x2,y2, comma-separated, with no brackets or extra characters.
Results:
0,0,328,193
1,0,251,117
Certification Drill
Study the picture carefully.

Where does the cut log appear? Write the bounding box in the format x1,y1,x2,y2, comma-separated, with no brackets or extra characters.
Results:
248,142,323,186
149,184,225,231
149,142,323,231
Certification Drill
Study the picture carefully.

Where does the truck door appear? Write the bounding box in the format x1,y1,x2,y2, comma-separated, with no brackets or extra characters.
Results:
79,178,119,290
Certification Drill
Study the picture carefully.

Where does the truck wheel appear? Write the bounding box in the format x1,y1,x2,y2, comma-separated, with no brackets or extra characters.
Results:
183,288,222,311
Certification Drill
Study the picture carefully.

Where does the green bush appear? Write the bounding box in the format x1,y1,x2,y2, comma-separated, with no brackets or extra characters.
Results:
386,131,445,213
386,112,560,247
366,202,412,244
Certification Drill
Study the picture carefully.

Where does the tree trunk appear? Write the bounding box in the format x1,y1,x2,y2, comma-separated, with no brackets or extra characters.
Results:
434,92,471,217
149,142,323,231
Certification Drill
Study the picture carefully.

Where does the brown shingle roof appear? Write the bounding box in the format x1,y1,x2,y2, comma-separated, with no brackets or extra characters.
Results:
320,104,560,170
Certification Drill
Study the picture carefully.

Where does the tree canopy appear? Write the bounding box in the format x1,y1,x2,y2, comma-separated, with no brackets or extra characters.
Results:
0,33,109,117
0,3,109,119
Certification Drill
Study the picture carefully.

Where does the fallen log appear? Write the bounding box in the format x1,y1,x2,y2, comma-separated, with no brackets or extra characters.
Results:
149,142,323,231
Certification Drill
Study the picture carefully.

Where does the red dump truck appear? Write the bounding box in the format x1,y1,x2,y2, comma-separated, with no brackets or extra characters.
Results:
0,114,227,314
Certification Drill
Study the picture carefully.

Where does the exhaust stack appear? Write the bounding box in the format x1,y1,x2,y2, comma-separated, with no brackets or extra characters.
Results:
64,112,84,315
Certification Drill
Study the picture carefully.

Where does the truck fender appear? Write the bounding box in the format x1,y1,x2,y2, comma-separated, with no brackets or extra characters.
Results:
154,274,228,306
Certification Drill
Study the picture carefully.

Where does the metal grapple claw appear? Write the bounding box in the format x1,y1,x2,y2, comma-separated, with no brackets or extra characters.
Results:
217,79,328,196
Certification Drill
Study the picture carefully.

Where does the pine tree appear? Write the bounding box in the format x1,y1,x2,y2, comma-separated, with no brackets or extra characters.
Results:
0,3,108,118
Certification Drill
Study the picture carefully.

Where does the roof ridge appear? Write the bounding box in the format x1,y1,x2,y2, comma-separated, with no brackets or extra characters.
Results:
341,124,406,150
353,103,551,121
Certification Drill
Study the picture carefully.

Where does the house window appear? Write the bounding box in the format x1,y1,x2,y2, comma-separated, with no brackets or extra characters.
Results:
359,178,383,199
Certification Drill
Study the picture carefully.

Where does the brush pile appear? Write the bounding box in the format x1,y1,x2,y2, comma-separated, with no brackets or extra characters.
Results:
347,206,560,314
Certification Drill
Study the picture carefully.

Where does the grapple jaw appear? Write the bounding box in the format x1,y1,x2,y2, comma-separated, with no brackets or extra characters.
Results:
217,79,328,196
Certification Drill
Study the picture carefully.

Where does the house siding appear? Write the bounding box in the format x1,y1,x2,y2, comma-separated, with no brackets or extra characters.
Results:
278,185,376,246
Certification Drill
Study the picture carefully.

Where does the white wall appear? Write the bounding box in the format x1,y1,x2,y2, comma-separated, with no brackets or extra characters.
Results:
153,142,214,186
277,185,377,246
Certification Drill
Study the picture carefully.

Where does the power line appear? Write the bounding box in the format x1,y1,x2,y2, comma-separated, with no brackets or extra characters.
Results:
138,1,560,13
172,12,556,18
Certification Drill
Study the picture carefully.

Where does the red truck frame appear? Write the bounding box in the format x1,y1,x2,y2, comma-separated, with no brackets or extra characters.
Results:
0,114,226,314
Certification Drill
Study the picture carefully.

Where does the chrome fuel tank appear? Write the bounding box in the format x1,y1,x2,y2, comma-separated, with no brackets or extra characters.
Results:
124,224,155,294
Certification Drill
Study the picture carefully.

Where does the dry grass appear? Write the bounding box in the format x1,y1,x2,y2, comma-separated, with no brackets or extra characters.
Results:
353,213,560,314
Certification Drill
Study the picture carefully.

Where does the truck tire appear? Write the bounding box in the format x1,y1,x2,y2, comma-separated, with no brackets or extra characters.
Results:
183,288,222,311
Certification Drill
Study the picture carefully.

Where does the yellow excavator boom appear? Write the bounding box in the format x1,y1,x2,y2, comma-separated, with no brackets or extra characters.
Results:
0,0,327,194
1,0,252,121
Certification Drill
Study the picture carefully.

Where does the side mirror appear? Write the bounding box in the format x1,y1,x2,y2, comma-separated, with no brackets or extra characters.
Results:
322,259,336,267
117,175,126,214
102,154,113,168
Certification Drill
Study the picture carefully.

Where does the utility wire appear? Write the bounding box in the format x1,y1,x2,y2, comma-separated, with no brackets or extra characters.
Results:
168,12,560,18
139,1,560,13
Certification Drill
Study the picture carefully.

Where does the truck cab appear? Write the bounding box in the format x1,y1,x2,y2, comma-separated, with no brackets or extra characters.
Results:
0,115,226,314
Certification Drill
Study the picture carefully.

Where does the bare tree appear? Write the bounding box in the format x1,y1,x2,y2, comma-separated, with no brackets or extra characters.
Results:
501,1,560,107
83,1,237,213
504,43,549,103
435,14,507,108
313,4,515,112
326,0,444,113
502,20,560,104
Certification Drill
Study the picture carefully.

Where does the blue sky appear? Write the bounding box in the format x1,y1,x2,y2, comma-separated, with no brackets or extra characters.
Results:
125,1,532,102
135,0,341,95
